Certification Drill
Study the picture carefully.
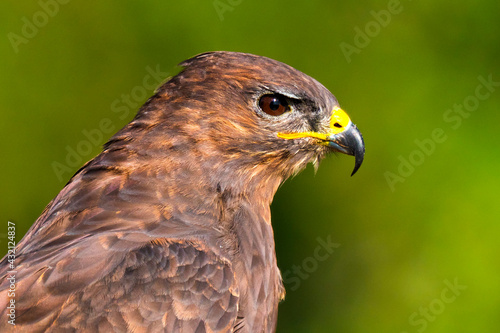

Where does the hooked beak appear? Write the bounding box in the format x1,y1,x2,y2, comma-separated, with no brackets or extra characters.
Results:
325,122,365,176
278,107,365,176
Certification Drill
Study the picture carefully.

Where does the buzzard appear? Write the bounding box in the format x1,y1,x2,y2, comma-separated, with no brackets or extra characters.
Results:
0,52,364,332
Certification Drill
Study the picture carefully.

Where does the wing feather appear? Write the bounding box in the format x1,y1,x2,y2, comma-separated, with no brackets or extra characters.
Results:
0,239,239,332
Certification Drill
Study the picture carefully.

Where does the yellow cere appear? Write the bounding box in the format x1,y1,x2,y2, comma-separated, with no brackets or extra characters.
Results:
329,107,351,134
277,107,352,140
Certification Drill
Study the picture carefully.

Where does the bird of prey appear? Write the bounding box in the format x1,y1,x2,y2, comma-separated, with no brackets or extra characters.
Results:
0,52,364,332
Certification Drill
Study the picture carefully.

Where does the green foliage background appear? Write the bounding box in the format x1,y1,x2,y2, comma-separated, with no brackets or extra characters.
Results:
1,1,499,332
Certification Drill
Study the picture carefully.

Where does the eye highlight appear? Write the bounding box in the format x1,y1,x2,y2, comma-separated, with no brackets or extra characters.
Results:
259,94,289,116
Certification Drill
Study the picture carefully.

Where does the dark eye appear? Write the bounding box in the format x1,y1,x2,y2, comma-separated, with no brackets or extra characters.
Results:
259,94,289,116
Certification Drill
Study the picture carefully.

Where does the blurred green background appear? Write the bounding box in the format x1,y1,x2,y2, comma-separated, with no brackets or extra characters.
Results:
1,1,499,332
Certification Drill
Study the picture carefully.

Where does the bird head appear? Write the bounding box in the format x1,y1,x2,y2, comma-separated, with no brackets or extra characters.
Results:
113,51,364,198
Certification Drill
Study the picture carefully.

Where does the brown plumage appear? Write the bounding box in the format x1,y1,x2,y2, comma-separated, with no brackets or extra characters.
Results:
0,52,364,332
